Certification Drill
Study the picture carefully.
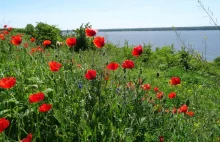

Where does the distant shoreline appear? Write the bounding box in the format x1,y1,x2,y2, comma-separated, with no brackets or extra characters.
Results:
62,26,219,32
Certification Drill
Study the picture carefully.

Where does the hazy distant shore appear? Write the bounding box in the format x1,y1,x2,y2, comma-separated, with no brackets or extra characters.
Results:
61,26,219,32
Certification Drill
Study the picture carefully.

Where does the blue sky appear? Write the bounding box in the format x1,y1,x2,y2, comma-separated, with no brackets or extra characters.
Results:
1,0,220,30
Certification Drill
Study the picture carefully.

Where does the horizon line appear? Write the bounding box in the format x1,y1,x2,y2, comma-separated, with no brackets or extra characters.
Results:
61,26,219,32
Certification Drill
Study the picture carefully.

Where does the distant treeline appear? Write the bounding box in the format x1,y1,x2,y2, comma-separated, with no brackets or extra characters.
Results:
62,26,219,33
96,26,219,32
0,28,26,33
1,26,219,33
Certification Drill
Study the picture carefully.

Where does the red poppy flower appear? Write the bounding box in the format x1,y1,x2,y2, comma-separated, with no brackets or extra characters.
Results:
138,78,143,85
141,84,151,90
42,40,51,47
106,62,119,71
23,42,29,48
93,36,105,48
154,87,159,92
0,34,5,40
141,96,146,101
172,107,177,114
170,77,181,85
2,30,9,35
178,104,188,113
77,64,82,68
7,27,13,31
0,77,16,89
156,92,164,99
45,53,50,56
85,70,96,80
85,28,97,37
3,25,7,28
126,82,135,89
104,76,109,81
36,46,45,52
48,61,62,72
122,60,134,69
30,37,36,42
159,136,164,142
20,133,32,142
17,34,23,37
11,35,22,46
66,37,76,47
132,45,143,57
186,111,194,117
30,48,37,54
168,92,176,99
29,92,45,103
39,104,52,112
0,118,10,133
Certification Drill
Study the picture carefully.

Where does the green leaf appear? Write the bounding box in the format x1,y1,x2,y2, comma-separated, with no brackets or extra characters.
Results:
186,99,190,106
43,88,54,94
27,77,44,84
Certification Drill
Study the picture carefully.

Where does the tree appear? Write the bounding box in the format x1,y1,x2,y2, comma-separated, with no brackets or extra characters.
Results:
25,24,35,37
35,22,62,46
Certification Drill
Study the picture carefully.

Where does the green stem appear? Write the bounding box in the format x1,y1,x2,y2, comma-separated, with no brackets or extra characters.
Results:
56,44,60,60
36,110,41,140
123,68,127,106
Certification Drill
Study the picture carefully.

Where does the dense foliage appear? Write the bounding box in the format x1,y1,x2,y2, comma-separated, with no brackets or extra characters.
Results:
74,23,96,52
214,56,220,65
25,24,35,37
24,22,63,46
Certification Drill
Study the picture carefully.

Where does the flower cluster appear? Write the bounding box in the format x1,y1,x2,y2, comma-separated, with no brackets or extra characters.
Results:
0,25,197,141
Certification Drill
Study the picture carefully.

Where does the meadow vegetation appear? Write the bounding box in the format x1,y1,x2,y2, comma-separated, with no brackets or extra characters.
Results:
0,23,219,142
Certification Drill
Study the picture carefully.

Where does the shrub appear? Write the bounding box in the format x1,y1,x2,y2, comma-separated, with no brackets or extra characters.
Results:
25,24,35,37
142,43,152,64
35,22,62,46
121,40,133,59
214,56,220,65
74,23,93,52
177,48,191,71
13,28,26,33
150,45,178,69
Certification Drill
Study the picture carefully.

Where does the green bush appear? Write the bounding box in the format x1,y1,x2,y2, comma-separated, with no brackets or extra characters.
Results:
142,43,153,64
74,23,94,52
149,45,178,69
214,56,220,65
25,24,35,37
177,48,191,71
34,22,62,46
121,40,133,59
12,28,26,33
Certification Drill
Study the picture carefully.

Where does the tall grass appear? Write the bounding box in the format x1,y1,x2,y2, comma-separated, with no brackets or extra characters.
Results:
0,26,220,141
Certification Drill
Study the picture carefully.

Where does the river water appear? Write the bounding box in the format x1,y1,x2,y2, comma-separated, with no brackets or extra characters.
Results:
97,30,220,61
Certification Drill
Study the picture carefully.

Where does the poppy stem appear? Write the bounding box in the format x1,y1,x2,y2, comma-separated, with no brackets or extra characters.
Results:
138,58,142,85
98,49,104,112
123,68,127,106
36,111,41,140
56,43,60,60
91,37,95,68
72,46,74,61
92,50,95,68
